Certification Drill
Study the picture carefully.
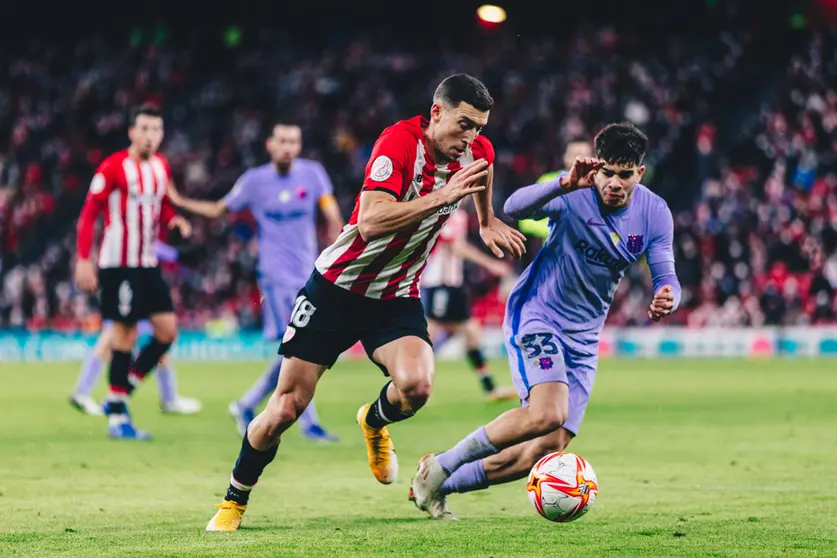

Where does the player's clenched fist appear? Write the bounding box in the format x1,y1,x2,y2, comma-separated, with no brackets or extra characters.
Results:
438,158,489,205
648,285,675,322
559,157,605,191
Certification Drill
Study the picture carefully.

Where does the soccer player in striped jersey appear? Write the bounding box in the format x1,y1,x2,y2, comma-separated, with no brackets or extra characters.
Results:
75,104,192,440
69,241,200,416
410,122,681,519
206,74,527,531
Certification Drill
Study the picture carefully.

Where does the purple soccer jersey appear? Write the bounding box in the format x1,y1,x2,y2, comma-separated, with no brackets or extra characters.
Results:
503,177,681,435
223,159,334,339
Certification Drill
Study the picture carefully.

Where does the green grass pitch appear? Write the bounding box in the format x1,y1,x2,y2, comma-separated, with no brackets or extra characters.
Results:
1,358,836,556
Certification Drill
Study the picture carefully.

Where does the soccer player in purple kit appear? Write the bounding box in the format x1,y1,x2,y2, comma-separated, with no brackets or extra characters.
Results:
69,241,200,415
168,122,343,442
410,122,682,519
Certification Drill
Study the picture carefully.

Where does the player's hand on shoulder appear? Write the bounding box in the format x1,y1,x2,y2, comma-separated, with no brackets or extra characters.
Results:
439,158,489,205
75,259,98,293
648,285,675,322
561,157,605,191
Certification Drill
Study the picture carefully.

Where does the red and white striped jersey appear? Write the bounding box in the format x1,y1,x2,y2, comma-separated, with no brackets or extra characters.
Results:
76,150,176,268
315,116,494,299
422,208,468,288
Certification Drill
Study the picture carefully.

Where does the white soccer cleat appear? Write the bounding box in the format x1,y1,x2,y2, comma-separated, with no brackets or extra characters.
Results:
409,454,449,512
160,396,202,415
427,494,459,521
69,394,104,416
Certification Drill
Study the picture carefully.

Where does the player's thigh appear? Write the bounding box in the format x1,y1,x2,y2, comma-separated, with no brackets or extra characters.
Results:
266,357,327,415
98,268,142,324
370,335,435,393
505,323,568,408
561,349,598,437
527,381,570,431
144,268,176,340
362,296,433,380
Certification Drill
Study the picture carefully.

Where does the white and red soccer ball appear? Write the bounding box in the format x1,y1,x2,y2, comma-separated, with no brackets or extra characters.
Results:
526,451,598,522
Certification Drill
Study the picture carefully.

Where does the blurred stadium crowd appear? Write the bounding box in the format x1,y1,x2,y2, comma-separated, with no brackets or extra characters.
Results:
1,9,835,331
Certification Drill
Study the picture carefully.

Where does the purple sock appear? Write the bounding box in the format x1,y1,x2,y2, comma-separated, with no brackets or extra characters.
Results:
239,358,282,410
440,459,489,496
73,351,104,396
436,426,498,474
156,362,177,404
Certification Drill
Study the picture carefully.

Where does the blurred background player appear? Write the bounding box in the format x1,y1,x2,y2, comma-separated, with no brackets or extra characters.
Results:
410,122,681,519
517,139,593,243
74,104,192,440
421,200,517,401
168,122,343,442
69,241,200,416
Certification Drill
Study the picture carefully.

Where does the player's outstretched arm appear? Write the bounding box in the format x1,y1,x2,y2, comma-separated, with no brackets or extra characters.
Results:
504,157,603,220
357,159,489,241
167,182,228,219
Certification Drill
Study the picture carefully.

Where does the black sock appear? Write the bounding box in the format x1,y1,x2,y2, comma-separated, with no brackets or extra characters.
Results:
226,433,278,505
365,381,413,429
106,350,133,414
128,337,172,394
466,348,487,371
467,348,495,392
480,374,496,393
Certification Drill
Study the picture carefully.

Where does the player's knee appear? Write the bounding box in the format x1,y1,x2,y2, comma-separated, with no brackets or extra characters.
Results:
395,374,433,412
527,406,567,437
154,327,177,344
264,394,301,430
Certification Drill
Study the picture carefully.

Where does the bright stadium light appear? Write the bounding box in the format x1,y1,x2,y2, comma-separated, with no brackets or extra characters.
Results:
477,5,507,24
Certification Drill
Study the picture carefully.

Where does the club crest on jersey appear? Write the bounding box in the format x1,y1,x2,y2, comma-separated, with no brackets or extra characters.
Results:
627,234,644,254
538,357,554,370
296,187,308,200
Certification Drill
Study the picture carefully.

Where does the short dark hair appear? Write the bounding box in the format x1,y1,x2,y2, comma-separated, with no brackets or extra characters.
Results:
594,122,648,166
433,74,494,112
130,104,162,125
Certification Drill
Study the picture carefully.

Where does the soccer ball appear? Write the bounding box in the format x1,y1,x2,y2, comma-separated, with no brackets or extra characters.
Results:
526,451,598,522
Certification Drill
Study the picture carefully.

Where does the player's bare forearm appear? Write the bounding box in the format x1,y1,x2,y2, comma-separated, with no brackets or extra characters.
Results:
473,164,495,226
503,177,569,220
174,197,227,219
357,190,448,240
319,197,345,242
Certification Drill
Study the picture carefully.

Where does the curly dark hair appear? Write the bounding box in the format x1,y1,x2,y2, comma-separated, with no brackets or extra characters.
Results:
594,122,648,166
